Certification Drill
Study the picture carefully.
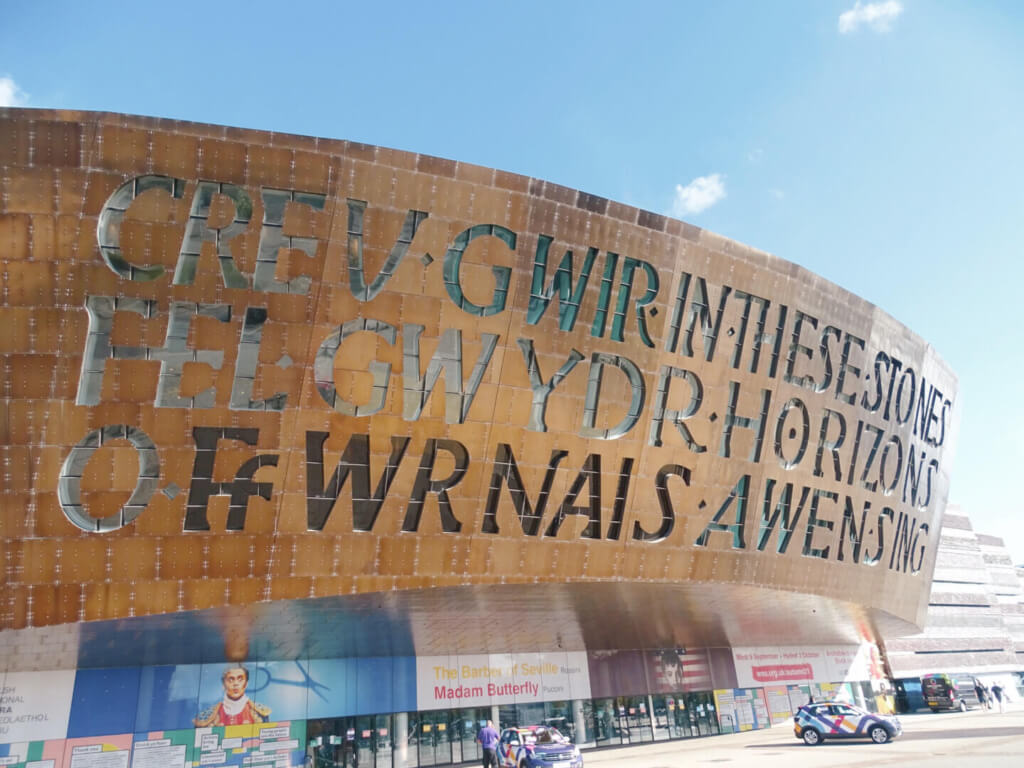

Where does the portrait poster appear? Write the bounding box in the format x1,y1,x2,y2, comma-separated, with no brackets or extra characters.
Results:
194,661,320,727
642,649,711,693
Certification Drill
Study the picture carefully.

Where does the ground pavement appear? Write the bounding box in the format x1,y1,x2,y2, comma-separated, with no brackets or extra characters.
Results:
580,704,1024,768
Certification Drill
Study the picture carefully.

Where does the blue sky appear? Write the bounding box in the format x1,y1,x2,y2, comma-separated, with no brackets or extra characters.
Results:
4,1,1024,561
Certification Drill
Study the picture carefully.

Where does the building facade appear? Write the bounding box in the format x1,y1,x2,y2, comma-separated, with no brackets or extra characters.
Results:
0,109,959,767
883,505,1024,709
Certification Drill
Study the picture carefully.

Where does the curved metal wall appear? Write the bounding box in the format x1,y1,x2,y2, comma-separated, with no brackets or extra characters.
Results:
0,109,957,640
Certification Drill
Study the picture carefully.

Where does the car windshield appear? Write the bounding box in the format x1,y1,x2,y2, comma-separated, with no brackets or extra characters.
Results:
527,727,564,744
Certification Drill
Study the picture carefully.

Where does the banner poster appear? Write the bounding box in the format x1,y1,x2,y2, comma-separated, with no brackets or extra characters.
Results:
0,671,77,742
0,739,63,768
129,730,192,768
195,662,307,728
192,722,305,768
763,686,793,724
585,652,645,699
306,657,416,719
810,682,841,702
823,646,873,682
63,735,132,768
734,691,755,731
641,650,711,693
712,690,737,733
786,685,811,715
416,652,590,710
750,689,770,729
732,645,868,688
134,666,202,733
714,689,770,733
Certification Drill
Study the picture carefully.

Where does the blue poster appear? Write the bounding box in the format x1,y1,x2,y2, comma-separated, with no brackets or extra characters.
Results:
68,667,140,737
136,664,202,732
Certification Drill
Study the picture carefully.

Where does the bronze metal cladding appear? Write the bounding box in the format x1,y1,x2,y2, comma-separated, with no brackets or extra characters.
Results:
0,109,958,646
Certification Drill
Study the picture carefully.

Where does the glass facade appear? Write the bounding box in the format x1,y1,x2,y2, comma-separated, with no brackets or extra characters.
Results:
1,647,880,767
307,691,727,767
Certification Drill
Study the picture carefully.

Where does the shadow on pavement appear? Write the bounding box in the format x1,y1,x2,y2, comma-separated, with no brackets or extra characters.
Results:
898,726,1024,741
745,724,1024,749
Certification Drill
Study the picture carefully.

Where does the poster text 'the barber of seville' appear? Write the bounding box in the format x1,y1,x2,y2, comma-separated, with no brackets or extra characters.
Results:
62,174,955,576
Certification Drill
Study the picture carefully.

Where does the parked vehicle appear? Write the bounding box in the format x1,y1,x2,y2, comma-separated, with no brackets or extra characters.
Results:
497,725,583,768
794,702,902,745
921,673,982,712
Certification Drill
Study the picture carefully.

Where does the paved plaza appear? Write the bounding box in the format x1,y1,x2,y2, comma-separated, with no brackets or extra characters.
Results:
582,707,1024,768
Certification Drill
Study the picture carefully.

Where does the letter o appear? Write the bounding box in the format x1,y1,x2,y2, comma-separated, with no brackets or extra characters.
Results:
894,367,917,425
58,425,160,532
773,397,810,469
878,435,904,495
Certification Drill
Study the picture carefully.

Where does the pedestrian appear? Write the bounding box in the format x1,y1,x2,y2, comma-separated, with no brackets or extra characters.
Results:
974,679,988,710
476,719,500,768
991,683,1005,713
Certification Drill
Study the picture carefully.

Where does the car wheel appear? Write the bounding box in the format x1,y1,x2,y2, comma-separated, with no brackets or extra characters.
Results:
959,700,967,712
869,725,890,744
802,728,822,746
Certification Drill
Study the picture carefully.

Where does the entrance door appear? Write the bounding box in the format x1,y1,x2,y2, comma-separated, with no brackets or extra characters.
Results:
592,698,620,747
456,708,488,766
650,695,671,741
665,695,693,739
619,696,653,743
350,714,392,768
416,710,452,767
306,714,396,768
684,692,719,736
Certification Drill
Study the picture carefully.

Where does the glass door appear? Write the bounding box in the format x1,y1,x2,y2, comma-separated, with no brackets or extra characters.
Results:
350,714,392,768
685,692,719,736
416,710,452,767
620,696,653,743
650,695,671,741
457,707,490,766
666,696,693,739
592,698,620,747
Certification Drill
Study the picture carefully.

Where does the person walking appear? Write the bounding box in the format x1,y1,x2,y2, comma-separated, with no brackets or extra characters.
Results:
476,719,500,768
974,679,989,711
991,683,1005,713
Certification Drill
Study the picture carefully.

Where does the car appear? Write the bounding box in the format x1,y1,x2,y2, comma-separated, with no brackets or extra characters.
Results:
793,702,902,746
497,725,583,768
921,672,983,711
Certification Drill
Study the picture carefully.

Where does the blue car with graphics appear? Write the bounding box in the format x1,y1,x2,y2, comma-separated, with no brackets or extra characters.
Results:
794,702,902,745
497,725,583,768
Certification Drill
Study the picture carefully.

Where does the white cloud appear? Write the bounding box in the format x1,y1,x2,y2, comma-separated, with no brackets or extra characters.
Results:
0,76,28,107
671,174,726,217
839,1,903,34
